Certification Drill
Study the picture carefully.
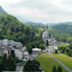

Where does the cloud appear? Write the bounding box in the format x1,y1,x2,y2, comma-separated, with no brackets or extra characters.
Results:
0,0,23,5
1,0,72,23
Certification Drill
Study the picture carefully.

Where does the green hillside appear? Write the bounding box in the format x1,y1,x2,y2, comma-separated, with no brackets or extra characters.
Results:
0,7,35,45
52,23,72,34
49,23,72,42
0,11,33,45
0,7,45,50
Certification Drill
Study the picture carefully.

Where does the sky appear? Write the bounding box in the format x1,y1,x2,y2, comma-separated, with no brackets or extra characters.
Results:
0,0,72,23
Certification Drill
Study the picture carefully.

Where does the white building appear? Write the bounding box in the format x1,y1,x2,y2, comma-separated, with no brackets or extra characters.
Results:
0,39,23,48
23,51,29,61
3,39,8,46
32,48,42,59
42,26,58,53
42,31,49,43
14,49,23,60
47,46,58,53
0,39,24,60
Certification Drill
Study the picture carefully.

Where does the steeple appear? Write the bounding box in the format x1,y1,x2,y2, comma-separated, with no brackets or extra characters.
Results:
44,24,48,31
42,25,49,43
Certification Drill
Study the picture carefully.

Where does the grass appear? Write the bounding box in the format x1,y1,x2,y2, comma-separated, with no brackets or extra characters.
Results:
53,53,72,70
37,53,67,72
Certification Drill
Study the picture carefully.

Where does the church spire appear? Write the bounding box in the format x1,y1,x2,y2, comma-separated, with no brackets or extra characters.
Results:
44,24,48,31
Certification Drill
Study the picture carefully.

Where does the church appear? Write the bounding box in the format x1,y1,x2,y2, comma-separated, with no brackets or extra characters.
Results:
42,25,58,53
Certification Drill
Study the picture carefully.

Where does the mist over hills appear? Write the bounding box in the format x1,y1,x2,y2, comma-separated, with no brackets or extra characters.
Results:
17,16,72,28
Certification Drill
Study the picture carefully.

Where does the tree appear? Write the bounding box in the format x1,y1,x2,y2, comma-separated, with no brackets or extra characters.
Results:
0,64,3,72
0,54,7,71
46,40,49,46
67,37,72,43
30,29,35,42
58,44,69,53
26,43,33,54
58,65,62,72
6,56,16,71
52,65,57,72
11,50,15,59
1,54,7,70
23,60,42,72
27,49,32,54
1,53,16,71
55,50,58,54
39,43,45,50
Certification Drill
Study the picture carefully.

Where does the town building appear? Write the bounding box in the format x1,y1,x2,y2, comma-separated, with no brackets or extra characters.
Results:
0,39,26,60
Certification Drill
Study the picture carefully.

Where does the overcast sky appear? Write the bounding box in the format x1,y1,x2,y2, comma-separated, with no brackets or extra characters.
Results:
0,0,72,23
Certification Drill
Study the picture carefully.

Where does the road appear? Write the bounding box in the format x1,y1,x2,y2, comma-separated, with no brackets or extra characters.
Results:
16,62,26,72
49,54,72,72
16,66,24,72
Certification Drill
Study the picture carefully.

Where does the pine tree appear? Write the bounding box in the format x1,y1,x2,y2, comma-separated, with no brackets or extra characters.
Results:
11,50,15,59
52,65,57,72
58,65,62,72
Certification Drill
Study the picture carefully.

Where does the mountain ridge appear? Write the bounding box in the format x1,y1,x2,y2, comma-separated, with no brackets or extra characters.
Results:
0,6,6,14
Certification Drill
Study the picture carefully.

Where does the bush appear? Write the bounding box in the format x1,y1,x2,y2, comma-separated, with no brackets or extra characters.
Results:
23,60,42,72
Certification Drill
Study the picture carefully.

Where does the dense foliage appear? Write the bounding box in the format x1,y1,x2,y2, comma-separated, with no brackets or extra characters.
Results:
0,14,33,45
58,44,72,57
26,27,46,51
0,53,16,71
23,60,42,72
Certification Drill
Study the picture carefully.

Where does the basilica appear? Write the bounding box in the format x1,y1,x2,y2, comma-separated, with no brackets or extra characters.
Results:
42,26,58,53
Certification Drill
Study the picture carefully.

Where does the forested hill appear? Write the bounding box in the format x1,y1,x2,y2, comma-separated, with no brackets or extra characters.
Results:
49,23,72,42
0,7,34,45
0,7,45,50
25,22,45,29
52,23,72,35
